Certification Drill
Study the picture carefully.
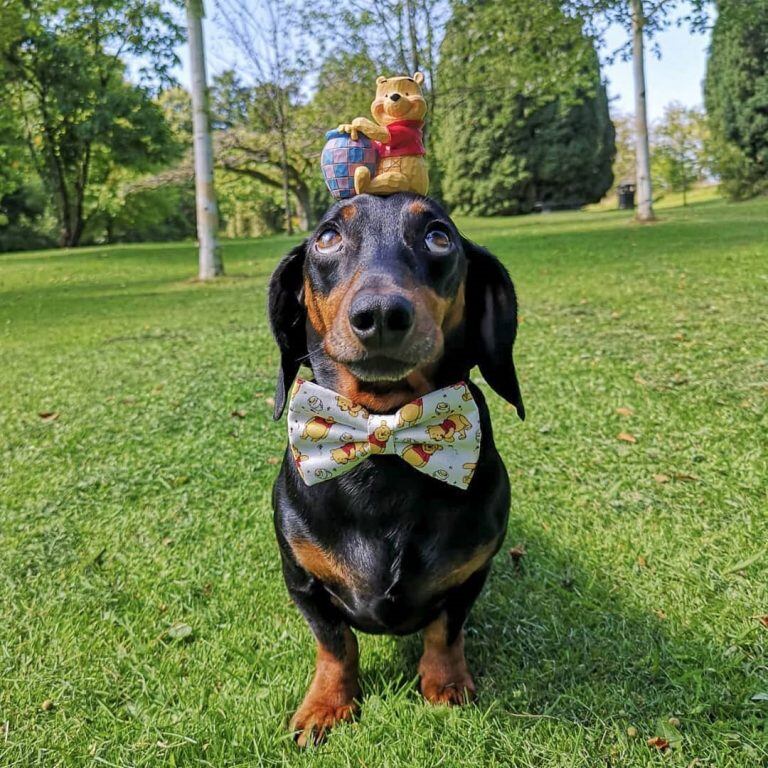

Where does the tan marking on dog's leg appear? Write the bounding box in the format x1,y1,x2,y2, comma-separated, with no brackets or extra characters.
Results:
290,539,355,588
290,628,360,747
430,538,498,592
418,613,475,705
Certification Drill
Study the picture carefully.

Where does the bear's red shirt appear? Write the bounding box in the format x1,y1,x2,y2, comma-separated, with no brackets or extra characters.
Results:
375,120,426,158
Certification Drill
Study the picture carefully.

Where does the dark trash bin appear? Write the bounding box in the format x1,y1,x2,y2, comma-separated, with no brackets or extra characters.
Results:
617,183,636,210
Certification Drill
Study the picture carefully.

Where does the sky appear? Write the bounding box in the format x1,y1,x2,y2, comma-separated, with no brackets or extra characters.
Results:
602,22,710,119
177,7,712,123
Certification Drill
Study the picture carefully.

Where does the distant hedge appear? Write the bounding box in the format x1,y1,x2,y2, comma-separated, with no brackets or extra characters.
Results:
705,0,768,199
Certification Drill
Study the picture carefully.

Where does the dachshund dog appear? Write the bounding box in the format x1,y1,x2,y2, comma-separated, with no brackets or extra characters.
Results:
268,193,524,746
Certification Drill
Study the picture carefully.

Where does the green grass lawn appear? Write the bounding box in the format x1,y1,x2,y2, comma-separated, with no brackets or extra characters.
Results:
1,198,766,767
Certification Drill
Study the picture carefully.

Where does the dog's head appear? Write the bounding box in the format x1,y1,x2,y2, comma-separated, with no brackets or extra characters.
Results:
268,193,524,419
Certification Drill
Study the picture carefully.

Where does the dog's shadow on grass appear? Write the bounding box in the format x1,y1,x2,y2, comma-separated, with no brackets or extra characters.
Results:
375,523,753,728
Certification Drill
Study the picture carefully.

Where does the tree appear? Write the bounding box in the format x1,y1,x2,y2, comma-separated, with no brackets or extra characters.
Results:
0,0,181,247
705,0,768,199
564,0,712,221
652,103,710,204
435,0,615,215
209,71,317,231
610,113,638,191
317,1,449,117
215,0,313,235
186,0,223,279
138,72,318,233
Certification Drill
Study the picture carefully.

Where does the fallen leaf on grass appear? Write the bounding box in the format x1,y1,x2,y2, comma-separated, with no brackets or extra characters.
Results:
615,406,634,416
166,622,194,642
265,397,275,408
617,432,637,444
672,472,699,482
655,609,667,620
41,699,55,712
647,736,670,751
653,474,670,484
38,411,59,421
267,457,279,465
230,409,247,419
508,544,526,574
756,616,768,629
637,555,647,568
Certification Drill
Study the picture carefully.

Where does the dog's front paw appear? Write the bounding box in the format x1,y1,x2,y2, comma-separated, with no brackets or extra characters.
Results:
289,693,358,747
419,669,476,706
418,628,476,706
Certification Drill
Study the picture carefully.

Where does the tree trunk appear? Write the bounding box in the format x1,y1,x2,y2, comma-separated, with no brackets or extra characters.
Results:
631,0,655,222
293,183,312,231
278,133,293,235
187,0,223,279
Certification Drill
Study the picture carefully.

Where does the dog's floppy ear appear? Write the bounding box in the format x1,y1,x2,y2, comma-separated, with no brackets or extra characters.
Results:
463,237,525,420
268,241,307,420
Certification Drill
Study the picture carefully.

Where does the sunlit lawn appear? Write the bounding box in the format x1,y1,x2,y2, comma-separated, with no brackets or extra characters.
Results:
1,196,766,766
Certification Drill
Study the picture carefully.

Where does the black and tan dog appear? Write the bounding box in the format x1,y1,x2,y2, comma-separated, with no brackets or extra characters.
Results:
268,193,524,746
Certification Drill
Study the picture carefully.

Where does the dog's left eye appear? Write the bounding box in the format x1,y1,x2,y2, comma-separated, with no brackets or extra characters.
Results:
316,228,342,253
424,228,452,255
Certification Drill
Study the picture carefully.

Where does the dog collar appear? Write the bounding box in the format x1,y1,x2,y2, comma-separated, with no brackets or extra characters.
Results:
287,379,481,489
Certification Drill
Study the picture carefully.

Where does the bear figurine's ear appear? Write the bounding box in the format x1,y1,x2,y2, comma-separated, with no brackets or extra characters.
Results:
413,72,425,85
376,76,387,86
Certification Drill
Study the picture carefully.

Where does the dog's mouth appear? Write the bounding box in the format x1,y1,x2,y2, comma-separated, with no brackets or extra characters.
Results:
345,355,417,383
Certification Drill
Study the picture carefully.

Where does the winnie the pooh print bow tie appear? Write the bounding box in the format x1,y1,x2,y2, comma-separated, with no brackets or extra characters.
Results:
287,378,481,489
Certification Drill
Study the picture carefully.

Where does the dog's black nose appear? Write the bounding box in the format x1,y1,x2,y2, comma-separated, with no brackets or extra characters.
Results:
389,93,401,102
349,292,414,348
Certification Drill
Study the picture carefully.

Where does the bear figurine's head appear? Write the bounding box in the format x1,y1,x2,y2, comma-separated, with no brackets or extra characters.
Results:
371,73,426,125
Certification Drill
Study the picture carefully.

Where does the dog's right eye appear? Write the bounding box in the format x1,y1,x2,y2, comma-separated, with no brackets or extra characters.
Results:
424,228,452,255
315,229,342,253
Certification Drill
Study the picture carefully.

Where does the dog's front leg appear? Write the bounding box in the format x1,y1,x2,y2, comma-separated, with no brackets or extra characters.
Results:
283,565,361,746
418,566,490,705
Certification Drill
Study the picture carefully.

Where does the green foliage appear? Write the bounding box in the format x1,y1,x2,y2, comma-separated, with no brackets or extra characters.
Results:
705,0,768,199
563,1,713,51
1,199,767,765
0,0,182,246
610,113,637,190
0,179,56,251
651,103,710,203
435,1,614,215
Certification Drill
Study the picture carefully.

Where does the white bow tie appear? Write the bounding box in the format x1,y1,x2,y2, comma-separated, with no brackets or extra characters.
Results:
287,378,482,489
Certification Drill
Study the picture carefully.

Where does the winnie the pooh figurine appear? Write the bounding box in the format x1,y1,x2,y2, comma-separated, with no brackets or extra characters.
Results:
337,72,429,196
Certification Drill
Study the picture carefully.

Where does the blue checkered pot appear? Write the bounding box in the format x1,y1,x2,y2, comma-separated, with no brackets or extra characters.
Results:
321,130,378,199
